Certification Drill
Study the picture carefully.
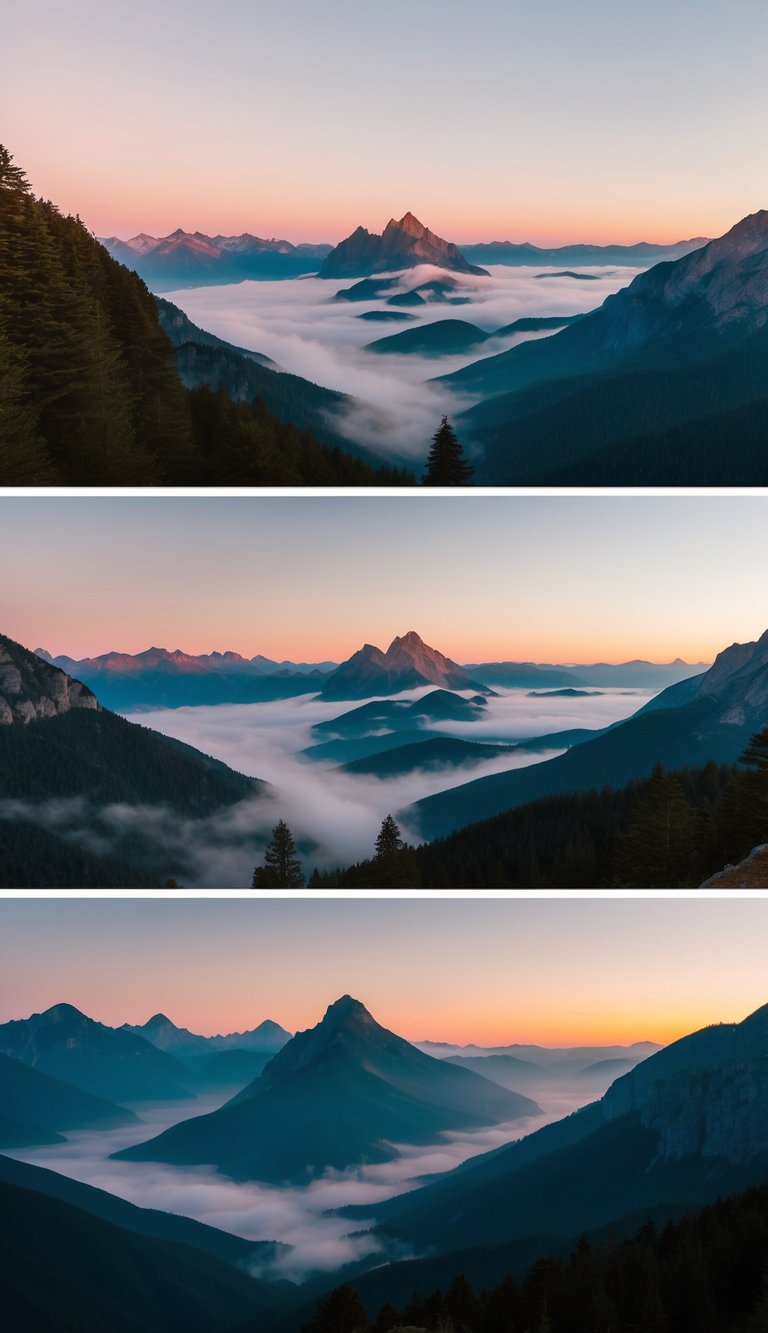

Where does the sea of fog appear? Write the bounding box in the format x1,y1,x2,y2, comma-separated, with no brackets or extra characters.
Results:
117,685,654,887
5,1079,593,1281
163,264,642,462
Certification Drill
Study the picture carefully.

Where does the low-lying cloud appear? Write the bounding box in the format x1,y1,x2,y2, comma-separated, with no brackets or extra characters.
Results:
164,264,641,462
3,687,651,887
5,1087,589,1281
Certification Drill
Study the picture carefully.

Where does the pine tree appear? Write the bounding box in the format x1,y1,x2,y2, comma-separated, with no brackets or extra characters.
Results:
422,416,473,485
252,820,304,887
303,1283,370,1333
375,814,403,860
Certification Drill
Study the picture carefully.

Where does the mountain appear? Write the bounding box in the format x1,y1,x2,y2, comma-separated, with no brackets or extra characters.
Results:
439,212,768,483
101,227,333,288
406,628,768,840
0,1153,284,1272
0,1177,275,1332
0,633,99,725
156,297,413,473
113,996,538,1183
319,213,489,278
320,632,490,701
360,1001,768,1258
0,635,267,886
0,1004,196,1103
0,1052,135,1147
312,689,489,741
464,658,707,689
122,1013,291,1058
444,214,768,400
461,237,707,267
0,147,409,486
339,736,515,779
365,318,489,357
34,643,333,710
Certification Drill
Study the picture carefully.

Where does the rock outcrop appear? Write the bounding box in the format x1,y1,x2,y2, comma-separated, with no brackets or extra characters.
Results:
0,635,99,725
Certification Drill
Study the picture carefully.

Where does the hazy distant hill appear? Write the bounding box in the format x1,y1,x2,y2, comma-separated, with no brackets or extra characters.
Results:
115,996,538,1183
461,237,706,267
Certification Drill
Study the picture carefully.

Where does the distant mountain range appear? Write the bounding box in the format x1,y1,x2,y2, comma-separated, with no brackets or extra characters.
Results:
35,643,337,710
446,210,768,483
320,631,491,700
122,1012,291,1057
0,1003,196,1104
461,237,707,267
100,228,333,288
318,212,489,279
407,627,768,839
100,220,703,291
114,995,538,1183
27,641,707,712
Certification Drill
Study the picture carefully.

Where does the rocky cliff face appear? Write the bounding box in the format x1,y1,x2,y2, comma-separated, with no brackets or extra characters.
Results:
0,635,99,725
601,1003,768,1165
319,212,488,278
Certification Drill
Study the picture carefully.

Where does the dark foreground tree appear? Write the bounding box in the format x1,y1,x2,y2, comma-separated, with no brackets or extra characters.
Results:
303,1283,370,1333
422,416,474,485
251,820,304,887
374,814,403,860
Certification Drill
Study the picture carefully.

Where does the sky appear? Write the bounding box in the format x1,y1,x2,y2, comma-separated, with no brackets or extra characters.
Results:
2,495,768,664
1,897,767,1046
4,0,767,244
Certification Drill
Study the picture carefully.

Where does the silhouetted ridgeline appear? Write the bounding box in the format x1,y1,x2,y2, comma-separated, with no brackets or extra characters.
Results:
0,147,412,485
304,1183,768,1333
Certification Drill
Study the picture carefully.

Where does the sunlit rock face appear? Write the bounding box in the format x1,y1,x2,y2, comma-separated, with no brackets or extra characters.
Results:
319,212,489,279
0,636,99,725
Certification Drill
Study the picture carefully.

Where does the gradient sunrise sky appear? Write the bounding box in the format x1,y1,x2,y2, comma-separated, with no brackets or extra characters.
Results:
2,495,767,664
4,0,767,244
2,898,767,1046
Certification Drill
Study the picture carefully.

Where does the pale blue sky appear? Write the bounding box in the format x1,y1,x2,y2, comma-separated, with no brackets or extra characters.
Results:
1,495,767,664
4,0,767,242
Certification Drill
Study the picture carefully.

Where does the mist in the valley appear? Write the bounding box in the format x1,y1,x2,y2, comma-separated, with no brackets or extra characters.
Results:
111,685,651,886
5,1080,593,1281
164,265,641,461
0,687,652,886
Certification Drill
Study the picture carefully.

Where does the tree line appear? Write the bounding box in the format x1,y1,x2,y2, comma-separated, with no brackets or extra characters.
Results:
303,1180,768,1331
0,146,476,487
309,728,768,888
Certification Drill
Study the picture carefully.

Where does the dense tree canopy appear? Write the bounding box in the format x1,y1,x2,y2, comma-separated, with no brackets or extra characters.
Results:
307,1182,768,1333
311,743,768,888
0,146,414,486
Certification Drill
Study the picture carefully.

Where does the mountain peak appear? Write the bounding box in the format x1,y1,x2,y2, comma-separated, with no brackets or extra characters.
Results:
319,213,488,279
321,994,372,1027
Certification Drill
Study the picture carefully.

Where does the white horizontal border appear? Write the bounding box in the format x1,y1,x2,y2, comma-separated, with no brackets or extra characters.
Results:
1,889,767,901
2,486,768,499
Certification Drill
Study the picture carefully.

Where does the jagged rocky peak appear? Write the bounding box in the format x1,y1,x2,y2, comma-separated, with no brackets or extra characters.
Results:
319,211,489,278
0,634,99,725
